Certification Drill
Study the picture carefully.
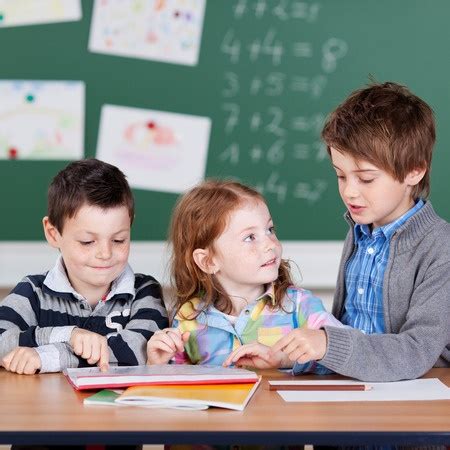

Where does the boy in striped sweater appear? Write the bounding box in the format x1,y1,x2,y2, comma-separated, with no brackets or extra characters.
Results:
0,158,168,374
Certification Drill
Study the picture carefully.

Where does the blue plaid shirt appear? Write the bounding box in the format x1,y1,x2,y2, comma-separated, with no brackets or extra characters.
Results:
342,199,424,333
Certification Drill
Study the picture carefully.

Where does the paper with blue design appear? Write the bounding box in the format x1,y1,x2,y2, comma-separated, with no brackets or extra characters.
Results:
65,364,259,391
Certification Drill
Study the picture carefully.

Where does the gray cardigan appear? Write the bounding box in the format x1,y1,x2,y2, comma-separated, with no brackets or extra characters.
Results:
320,201,450,381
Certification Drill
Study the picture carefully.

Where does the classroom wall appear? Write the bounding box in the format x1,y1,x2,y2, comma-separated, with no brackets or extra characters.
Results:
1,1,449,294
0,241,341,311
0,243,337,311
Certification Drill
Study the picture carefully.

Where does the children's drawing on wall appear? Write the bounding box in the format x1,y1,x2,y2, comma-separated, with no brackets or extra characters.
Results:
0,0,81,27
96,104,211,193
88,0,206,66
0,81,85,160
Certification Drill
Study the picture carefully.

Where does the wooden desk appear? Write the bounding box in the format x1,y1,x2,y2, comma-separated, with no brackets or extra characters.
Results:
0,368,448,446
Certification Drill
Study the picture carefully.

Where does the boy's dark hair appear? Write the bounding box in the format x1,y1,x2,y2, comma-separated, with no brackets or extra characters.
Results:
47,158,134,233
322,81,436,199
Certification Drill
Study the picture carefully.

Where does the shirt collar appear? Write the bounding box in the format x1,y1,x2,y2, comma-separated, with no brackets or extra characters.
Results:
44,255,135,301
353,198,424,243
177,283,276,321
256,283,276,306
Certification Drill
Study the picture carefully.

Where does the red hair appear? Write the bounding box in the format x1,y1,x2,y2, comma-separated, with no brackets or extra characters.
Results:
169,179,292,317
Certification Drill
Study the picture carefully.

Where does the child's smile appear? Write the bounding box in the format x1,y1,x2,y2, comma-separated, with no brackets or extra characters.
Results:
44,204,131,305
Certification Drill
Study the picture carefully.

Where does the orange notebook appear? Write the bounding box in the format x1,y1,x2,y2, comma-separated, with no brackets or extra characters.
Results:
114,378,261,411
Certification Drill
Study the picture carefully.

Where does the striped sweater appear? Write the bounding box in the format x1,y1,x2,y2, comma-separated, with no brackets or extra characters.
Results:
0,257,168,372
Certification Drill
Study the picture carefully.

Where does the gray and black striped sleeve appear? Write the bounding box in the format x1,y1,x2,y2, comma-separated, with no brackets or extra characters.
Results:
0,278,79,372
0,278,40,358
106,275,169,366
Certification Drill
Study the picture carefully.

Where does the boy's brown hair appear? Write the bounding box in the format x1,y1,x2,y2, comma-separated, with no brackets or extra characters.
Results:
169,179,293,317
47,158,134,233
322,81,435,199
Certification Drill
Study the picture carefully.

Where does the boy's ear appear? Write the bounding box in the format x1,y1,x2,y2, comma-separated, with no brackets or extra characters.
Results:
42,216,61,249
405,166,426,186
192,248,217,274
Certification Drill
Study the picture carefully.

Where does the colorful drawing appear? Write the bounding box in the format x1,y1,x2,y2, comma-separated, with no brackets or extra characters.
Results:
0,0,81,27
88,0,206,66
96,104,211,193
0,81,85,160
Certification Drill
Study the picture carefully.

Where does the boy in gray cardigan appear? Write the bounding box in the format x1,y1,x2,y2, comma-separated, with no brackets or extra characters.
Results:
272,81,450,382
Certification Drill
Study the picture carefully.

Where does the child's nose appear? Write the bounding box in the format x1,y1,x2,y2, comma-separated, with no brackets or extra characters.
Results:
263,236,276,252
96,242,112,259
343,180,359,199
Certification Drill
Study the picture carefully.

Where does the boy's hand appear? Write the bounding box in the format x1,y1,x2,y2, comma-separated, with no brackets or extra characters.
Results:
1,347,41,375
223,342,292,369
70,328,109,371
271,328,327,364
147,328,190,365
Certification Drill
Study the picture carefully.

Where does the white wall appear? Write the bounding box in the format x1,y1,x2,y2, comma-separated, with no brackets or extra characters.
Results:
0,241,341,310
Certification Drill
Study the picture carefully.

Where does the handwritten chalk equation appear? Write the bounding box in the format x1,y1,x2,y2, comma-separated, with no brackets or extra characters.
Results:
232,0,321,23
223,72,327,98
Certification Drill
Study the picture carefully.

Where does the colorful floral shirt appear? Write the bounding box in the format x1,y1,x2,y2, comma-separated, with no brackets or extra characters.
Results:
172,285,343,371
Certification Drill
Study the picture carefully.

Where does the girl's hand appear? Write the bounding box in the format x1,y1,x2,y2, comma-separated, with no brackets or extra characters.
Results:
223,342,292,369
271,328,327,364
2,347,41,375
146,328,190,365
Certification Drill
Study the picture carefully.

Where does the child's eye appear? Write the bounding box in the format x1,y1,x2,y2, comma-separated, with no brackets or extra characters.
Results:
244,234,256,242
113,239,126,244
359,178,374,184
336,175,345,181
79,241,93,246
267,226,276,235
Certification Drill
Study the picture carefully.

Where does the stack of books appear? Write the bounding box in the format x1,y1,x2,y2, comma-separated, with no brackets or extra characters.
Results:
64,364,261,411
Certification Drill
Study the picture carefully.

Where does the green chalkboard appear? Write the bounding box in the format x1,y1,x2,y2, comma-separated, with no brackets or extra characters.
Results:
0,0,449,241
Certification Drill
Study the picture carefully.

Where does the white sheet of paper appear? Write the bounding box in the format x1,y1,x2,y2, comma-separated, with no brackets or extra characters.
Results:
96,104,211,193
0,0,81,27
276,378,450,402
88,0,206,66
0,80,85,160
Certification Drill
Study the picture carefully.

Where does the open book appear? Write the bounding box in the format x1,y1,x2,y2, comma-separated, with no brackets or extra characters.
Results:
65,364,259,390
84,378,261,411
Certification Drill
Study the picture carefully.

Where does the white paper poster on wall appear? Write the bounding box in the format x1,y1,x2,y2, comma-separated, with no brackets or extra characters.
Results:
0,80,85,160
88,0,206,66
96,104,211,193
0,0,81,27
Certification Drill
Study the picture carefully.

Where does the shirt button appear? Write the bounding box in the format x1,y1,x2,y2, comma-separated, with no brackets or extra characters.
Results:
358,288,364,295
244,310,250,315
367,247,374,254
